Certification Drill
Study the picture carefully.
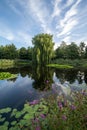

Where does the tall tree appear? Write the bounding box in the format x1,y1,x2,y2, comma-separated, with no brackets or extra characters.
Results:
19,47,27,59
32,33,54,65
55,41,67,59
66,42,79,59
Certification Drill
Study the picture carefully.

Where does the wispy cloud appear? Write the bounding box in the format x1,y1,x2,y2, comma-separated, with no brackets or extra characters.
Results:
0,0,87,48
64,0,74,8
63,36,71,43
59,18,78,36
51,0,62,18
57,0,82,37
28,0,52,33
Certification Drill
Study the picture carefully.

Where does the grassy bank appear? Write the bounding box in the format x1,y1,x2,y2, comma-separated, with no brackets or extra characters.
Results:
47,64,73,69
0,59,32,69
0,59,14,69
52,59,87,69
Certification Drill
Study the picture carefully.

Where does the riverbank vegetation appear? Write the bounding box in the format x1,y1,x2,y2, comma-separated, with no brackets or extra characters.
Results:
0,34,87,69
0,72,17,80
0,90,87,130
47,64,73,69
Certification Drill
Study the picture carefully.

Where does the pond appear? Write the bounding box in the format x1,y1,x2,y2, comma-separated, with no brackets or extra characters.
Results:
0,66,87,110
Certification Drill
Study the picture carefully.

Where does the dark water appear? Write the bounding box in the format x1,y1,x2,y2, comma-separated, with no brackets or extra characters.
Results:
0,66,87,109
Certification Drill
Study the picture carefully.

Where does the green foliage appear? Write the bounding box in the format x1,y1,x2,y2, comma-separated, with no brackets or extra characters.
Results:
38,91,87,130
47,64,73,69
0,44,18,59
32,33,54,66
0,44,32,60
0,91,87,130
0,72,17,80
0,99,48,130
0,59,15,69
52,59,87,68
55,41,87,60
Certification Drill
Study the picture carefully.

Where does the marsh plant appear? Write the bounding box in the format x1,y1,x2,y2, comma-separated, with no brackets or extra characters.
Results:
0,72,17,80
0,90,87,130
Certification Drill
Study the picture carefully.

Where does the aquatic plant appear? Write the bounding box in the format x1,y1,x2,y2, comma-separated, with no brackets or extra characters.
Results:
0,72,17,80
0,91,87,130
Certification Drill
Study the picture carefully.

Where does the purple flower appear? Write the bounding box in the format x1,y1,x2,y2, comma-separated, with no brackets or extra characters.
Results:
58,101,63,110
29,100,39,105
70,104,76,110
62,115,67,120
81,90,87,96
32,118,39,123
35,126,41,130
40,114,46,119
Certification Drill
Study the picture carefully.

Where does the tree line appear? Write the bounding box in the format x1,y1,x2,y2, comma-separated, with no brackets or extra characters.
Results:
0,44,32,60
55,41,87,59
0,34,87,62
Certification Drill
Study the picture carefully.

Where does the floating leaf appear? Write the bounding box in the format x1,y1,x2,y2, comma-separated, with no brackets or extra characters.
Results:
0,117,6,122
0,125,8,130
0,107,11,114
11,121,17,126
4,121,9,126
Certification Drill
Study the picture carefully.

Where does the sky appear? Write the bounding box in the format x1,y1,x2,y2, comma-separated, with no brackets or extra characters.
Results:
0,0,87,49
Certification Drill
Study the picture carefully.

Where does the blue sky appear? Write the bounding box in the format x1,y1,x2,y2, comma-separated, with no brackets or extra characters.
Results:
0,0,87,49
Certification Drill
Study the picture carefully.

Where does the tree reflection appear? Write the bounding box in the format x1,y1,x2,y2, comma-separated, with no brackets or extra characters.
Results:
55,69,78,84
32,65,54,91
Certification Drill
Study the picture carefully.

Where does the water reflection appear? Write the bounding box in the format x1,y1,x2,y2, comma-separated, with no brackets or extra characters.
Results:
32,66,54,90
55,69,78,84
0,66,87,109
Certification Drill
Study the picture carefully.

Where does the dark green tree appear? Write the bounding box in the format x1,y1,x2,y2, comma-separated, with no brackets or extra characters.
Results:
79,42,85,58
66,42,79,59
27,47,32,60
0,44,17,59
55,41,67,59
19,47,27,59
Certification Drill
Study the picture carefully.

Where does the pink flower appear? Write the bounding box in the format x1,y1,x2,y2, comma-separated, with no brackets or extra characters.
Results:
62,115,67,120
35,126,41,130
40,114,46,119
29,100,39,105
46,80,49,83
58,101,63,110
70,104,76,110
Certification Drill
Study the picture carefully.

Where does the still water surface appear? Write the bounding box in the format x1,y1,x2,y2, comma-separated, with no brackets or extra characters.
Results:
0,66,87,109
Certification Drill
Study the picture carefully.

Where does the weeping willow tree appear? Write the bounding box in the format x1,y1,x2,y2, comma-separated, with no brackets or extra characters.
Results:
32,33,54,66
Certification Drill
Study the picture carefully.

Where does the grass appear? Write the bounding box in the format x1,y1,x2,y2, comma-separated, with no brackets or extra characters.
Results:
0,72,17,80
0,59,15,69
0,59,32,69
47,64,73,69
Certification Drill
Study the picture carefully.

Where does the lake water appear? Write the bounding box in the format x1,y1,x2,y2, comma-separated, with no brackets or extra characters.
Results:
0,66,87,109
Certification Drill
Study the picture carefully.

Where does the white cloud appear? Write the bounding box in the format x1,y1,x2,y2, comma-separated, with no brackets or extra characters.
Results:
59,18,78,36
52,0,62,18
63,36,70,43
57,0,82,37
65,0,74,7
28,0,52,33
